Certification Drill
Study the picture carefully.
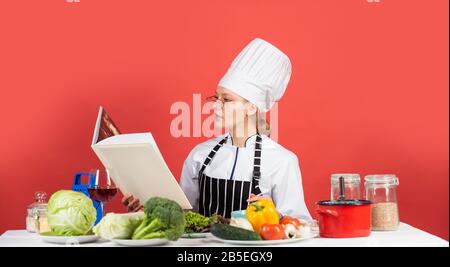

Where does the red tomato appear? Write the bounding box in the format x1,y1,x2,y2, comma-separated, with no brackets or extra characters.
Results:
259,224,285,240
280,216,302,228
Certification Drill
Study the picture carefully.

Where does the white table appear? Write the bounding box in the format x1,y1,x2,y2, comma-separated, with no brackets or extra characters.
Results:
0,223,447,247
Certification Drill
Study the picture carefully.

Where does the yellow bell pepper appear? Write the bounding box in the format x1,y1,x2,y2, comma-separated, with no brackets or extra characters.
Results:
246,199,280,233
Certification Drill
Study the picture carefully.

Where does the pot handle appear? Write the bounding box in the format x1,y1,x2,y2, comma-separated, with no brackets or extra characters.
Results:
316,209,338,217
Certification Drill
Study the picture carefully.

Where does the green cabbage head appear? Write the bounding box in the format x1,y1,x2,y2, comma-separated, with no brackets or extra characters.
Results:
93,212,144,240
47,190,97,236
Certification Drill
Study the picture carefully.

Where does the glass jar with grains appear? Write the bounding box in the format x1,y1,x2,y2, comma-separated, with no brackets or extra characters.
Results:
365,175,400,231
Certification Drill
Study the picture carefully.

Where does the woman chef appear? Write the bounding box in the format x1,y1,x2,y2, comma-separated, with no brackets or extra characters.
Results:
123,38,311,220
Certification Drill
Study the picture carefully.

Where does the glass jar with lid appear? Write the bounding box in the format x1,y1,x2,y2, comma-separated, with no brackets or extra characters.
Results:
25,191,49,233
365,174,400,231
330,174,361,200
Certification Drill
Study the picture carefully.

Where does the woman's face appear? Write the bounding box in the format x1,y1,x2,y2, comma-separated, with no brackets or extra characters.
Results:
212,87,256,132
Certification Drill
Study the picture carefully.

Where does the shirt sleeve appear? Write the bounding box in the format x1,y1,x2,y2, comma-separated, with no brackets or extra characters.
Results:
271,153,312,221
179,148,200,212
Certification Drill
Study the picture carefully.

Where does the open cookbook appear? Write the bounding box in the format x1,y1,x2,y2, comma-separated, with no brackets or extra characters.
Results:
91,106,192,209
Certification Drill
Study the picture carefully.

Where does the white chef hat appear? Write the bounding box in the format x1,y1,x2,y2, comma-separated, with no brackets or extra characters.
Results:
218,38,292,112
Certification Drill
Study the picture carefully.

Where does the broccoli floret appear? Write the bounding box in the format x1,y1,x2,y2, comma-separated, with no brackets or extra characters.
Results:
132,197,185,241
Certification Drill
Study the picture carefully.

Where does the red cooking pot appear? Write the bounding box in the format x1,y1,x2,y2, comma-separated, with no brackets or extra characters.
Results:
316,175,372,238
316,199,372,238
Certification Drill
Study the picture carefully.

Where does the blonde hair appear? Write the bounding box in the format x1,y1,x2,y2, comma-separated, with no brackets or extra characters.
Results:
256,111,271,137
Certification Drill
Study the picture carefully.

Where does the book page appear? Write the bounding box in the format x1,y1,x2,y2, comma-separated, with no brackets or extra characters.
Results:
97,133,152,145
97,132,165,163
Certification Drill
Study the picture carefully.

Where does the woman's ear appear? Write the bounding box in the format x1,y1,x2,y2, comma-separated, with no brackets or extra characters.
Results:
245,102,258,116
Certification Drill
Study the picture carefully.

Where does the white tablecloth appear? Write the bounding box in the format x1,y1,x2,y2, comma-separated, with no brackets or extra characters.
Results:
0,223,447,247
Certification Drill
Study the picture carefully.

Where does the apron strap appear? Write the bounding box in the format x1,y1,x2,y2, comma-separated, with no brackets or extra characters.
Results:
198,136,228,176
251,134,263,195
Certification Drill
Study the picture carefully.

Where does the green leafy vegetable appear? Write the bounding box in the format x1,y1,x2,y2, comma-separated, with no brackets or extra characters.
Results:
47,190,97,236
184,211,216,233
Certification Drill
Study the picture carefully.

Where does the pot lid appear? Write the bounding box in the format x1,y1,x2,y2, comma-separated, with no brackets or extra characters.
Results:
317,200,372,206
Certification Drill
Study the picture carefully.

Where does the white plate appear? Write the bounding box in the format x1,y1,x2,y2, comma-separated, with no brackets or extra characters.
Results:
209,231,318,245
40,233,99,245
112,238,169,247
181,232,211,238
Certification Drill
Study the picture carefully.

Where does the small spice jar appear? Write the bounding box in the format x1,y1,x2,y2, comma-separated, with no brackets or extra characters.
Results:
34,205,50,234
25,191,49,233
331,174,361,200
365,175,400,231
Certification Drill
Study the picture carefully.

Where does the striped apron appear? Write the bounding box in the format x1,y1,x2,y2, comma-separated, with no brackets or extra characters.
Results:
198,134,262,219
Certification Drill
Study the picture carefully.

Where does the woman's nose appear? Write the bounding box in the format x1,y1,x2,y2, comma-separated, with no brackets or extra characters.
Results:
212,101,222,110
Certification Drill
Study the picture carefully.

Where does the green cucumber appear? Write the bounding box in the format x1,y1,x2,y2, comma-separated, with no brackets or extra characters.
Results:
211,224,261,241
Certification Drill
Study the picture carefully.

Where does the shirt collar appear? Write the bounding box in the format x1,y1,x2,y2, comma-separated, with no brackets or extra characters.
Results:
225,132,260,148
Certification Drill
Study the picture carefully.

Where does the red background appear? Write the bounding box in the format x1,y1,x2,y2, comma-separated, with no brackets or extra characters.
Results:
0,0,448,240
